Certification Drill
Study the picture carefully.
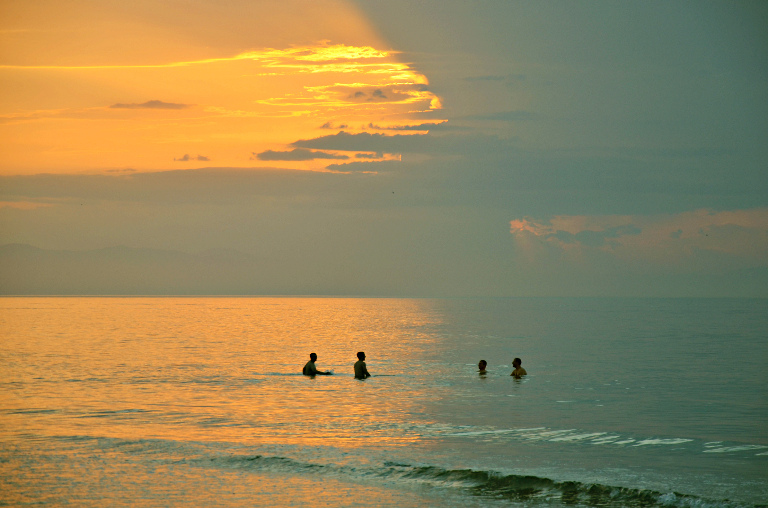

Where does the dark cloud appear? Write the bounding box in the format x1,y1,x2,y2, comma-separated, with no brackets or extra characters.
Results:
293,131,430,154
252,148,349,161
355,152,383,159
174,154,210,162
367,122,458,132
349,89,389,101
321,122,348,130
110,100,191,110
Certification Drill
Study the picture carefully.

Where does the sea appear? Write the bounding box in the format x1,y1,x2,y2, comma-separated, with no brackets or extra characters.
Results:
1,297,766,507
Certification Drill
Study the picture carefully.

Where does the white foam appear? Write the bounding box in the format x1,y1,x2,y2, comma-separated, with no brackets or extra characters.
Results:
549,432,607,442
632,438,693,447
702,444,768,454
590,436,622,445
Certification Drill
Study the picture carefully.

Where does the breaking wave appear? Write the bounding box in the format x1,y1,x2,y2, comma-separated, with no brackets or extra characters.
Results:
204,452,755,507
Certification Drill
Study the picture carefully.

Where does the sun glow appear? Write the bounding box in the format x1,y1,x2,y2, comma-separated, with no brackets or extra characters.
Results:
0,3,444,174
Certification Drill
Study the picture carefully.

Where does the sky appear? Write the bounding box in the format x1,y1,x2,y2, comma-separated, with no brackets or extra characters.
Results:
1,0,767,296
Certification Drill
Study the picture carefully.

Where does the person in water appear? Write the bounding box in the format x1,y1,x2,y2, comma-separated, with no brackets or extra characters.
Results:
354,351,371,379
510,357,527,378
478,359,488,375
302,353,331,376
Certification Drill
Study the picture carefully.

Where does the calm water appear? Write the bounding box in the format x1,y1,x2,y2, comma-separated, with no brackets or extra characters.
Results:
1,297,766,507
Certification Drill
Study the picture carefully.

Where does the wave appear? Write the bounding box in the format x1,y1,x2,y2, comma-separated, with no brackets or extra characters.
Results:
48,435,762,507
206,453,753,508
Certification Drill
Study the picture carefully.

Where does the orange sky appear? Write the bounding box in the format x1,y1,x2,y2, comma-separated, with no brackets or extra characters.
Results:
0,0,443,174
1,0,766,297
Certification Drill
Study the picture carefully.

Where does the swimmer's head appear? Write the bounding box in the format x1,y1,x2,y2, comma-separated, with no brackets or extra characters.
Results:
512,357,522,367
478,360,487,370
310,353,317,361
357,351,365,360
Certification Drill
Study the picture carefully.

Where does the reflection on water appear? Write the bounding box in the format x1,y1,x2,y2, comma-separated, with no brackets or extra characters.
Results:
0,297,443,447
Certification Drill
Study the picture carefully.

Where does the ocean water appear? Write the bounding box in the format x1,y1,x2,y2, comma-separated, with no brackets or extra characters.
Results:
0,297,766,507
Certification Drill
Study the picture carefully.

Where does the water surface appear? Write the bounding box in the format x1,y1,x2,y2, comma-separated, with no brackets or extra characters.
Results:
1,297,766,506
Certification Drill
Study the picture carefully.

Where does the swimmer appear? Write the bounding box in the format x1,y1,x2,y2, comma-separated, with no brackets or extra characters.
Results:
354,351,371,379
302,353,331,376
510,357,527,378
478,359,488,375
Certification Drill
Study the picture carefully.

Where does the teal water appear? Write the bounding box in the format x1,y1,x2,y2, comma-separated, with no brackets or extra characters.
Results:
1,297,766,506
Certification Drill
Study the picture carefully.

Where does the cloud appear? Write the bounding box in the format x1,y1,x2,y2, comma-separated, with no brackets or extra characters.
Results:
367,121,456,132
510,209,768,267
320,122,348,130
174,154,210,162
305,83,433,107
252,148,349,161
510,218,643,248
110,100,191,110
292,131,430,154
355,152,383,159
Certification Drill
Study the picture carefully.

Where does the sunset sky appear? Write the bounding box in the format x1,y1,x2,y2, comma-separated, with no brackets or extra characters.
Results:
1,0,767,296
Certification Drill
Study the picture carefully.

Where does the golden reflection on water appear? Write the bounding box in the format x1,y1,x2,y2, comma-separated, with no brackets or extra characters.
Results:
0,297,442,448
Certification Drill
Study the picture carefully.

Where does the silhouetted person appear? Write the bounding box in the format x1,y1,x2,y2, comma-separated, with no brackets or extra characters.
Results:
303,353,331,376
354,351,371,379
478,359,488,375
510,357,527,378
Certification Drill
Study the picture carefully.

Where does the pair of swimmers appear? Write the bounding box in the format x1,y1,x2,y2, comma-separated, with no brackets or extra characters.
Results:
478,357,527,378
302,352,371,379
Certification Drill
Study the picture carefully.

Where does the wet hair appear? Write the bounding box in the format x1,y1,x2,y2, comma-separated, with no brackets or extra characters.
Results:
513,357,522,366
357,351,365,360
478,360,487,368
309,353,317,360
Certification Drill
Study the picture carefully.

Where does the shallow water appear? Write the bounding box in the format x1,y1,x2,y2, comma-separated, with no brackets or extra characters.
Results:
1,297,766,506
